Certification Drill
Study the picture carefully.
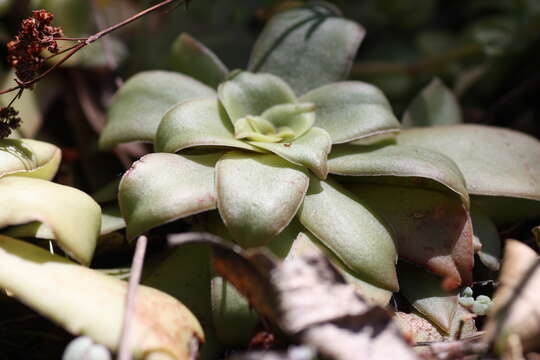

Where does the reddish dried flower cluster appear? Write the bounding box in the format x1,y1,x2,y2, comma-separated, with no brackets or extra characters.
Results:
0,106,21,138
6,10,63,85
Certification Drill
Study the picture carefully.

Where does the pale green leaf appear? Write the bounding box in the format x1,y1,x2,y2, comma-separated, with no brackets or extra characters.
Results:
217,72,296,124
3,203,124,239
260,102,316,139
398,262,458,333
99,71,215,150
0,177,100,265
91,179,120,204
154,98,259,153
329,143,469,207
143,243,222,360
204,211,297,261
119,152,220,241
298,176,398,291
349,183,473,287
471,207,501,271
211,276,259,347
0,236,203,360
216,152,309,247
250,127,332,179
0,138,61,180
300,82,400,144
248,4,365,94
290,232,393,305
170,33,228,88
402,78,462,128
397,125,540,205
100,203,126,236
471,195,540,226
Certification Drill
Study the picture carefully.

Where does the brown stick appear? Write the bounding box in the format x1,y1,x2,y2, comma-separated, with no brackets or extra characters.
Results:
117,235,148,360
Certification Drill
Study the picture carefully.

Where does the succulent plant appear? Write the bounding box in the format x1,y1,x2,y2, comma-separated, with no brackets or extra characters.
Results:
95,0,540,352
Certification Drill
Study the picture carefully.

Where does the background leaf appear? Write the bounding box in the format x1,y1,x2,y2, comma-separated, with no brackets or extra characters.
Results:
402,78,462,128
248,3,365,95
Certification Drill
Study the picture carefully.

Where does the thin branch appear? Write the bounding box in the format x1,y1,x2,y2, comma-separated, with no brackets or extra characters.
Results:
117,235,148,360
0,0,186,96
44,42,83,61
85,0,182,45
90,0,124,88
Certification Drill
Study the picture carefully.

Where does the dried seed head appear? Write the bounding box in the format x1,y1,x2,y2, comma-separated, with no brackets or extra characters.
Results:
6,10,63,86
0,106,22,139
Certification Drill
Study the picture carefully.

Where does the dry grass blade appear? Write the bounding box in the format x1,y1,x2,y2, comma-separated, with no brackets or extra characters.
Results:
118,235,148,360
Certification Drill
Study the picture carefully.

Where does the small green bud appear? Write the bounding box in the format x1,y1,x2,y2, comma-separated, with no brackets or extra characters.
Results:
461,287,473,297
472,301,490,316
63,336,93,360
458,296,474,308
86,344,112,360
475,295,491,305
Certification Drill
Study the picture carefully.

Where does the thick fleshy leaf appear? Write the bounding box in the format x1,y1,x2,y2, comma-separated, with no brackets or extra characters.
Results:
329,143,469,207
471,195,540,226
290,232,393,305
217,72,296,124
402,78,462,128
119,152,221,240
0,236,203,360
349,183,473,287
247,3,365,95
143,243,222,360
250,127,332,179
170,33,228,88
155,98,259,153
260,102,316,139
211,276,259,347
471,207,501,271
100,204,126,236
0,177,100,265
3,203,124,239
216,152,309,247
92,180,120,204
397,125,540,203
0,138,61,180
99,71,215,149
300,82,400,144
205,210,297,261
398,262,458,333
298,176,398,291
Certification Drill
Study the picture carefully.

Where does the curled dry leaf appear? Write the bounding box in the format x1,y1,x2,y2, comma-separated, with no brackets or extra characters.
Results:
0,236,203,360
484,239,540,354
169,232,418,360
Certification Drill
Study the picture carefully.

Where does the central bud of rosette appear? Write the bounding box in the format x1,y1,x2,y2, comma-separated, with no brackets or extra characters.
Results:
233,103,316,143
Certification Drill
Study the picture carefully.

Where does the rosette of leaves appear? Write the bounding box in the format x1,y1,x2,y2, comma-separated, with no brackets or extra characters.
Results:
102,3,407,293
97,2,502,349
